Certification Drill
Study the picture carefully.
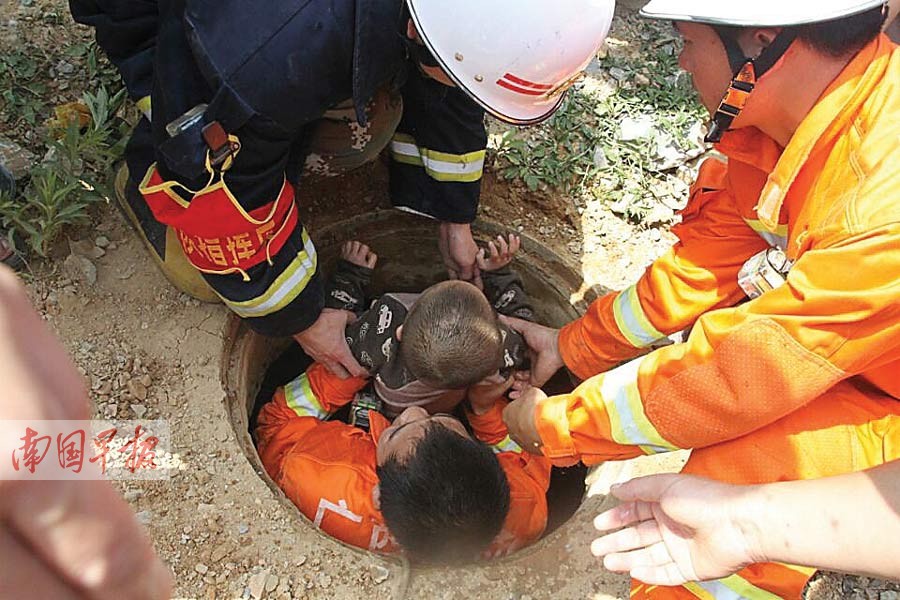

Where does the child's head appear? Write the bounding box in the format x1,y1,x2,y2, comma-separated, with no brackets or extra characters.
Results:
375,407,510,563
399,281,503,389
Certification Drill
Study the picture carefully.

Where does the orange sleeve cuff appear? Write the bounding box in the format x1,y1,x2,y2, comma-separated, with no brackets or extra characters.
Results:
465,400,509,446
535,393,581,466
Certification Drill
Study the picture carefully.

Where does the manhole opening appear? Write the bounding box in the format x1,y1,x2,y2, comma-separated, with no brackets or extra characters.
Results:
222,213,597,559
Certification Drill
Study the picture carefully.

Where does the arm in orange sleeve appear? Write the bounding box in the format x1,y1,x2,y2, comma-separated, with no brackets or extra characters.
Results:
467,400,552,556
559,158,768,379
255,362,368,476
538,223,900,465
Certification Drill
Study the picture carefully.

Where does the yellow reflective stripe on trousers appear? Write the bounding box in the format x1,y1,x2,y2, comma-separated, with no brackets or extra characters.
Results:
743,218,788,250
223,230,317,318
284,373,327,419
600,357,677,454
136,95,152,121
612,284,666,348
491,434,523,455
389,134,485,183
684,574,783,600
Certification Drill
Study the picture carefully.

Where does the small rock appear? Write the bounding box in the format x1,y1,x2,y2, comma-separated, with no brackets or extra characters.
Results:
608,66,628,81
265,574,279,593
134,510,152,526
102,403,118,419
123,489,143,502
618,115,655,141
370,565,390,585
591,147,608,170
634,73,651,86
95,235,110,248
194,563,209,575
127,379,148,401
881,592,899,600
210,546,229,563
295,555,307,567
130,404,147,419
139,374,152,387
68,238,105,259
248,571,268,599
238,524,250,535
0,136,36,180
63,254,97,286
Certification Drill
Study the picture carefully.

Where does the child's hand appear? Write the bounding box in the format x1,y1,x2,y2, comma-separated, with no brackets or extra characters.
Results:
509,370,532,400
341,240,377,269
476,233,520,272
467,371,514,415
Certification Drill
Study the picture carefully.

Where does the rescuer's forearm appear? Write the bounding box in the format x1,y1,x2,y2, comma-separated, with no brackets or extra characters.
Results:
738,460,900,579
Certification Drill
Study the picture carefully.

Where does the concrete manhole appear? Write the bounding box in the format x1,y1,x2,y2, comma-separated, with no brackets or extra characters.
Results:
221,211,602,565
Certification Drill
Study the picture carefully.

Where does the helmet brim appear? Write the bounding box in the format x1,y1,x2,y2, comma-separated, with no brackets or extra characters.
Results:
639,0,886,27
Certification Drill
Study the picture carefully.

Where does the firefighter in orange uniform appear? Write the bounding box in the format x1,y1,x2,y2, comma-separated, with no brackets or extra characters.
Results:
255,361,551,561
502,1,900,598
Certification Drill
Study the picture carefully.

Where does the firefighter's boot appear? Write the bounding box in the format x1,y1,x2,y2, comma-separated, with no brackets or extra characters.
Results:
114,164,221,303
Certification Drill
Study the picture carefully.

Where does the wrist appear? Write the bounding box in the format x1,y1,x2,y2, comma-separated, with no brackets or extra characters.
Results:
729,484,771,565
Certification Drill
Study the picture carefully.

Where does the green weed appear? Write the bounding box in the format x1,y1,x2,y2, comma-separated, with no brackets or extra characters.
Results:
0,86,128,257
490,18,707,223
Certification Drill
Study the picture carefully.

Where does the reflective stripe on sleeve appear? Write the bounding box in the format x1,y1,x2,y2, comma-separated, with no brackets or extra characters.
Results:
222,230,317,318
685,575,784,600
612,285,666,348
390,134,485,183
284,372,327,419
743,218,788,250
491,434,523,455
600,357,677,454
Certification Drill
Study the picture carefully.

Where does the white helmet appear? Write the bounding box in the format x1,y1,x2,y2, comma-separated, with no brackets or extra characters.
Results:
640,0,886,26
406,0,615,125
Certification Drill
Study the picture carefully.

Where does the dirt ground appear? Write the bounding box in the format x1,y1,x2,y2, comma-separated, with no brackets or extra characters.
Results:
3,1,900,599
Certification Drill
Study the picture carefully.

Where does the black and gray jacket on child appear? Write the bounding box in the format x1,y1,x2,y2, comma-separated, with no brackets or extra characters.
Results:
324,260,534,417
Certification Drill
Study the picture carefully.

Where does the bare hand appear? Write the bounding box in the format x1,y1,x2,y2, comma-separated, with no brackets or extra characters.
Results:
294,308,367,379
509,370,532,400
502,386,547,455
466,372,514,415
476,233,521,272
439,222,481,287
0,266,172,600
341,240,377,269
500,316,565,387
591,474,755,586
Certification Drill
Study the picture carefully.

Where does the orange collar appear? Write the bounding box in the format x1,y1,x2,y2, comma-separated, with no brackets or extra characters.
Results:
754,35,895,231
369,411,392,446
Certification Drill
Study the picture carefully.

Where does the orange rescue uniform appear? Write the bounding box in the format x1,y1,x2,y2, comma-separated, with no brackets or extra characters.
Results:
256,362,551,558
538,35,900,599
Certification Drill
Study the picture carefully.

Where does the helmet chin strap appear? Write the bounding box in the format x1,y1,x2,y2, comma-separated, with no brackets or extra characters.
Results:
705,28,798,143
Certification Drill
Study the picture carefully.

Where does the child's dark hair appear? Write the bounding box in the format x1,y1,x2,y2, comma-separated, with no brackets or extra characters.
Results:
401,281,504,389
376,424,511,563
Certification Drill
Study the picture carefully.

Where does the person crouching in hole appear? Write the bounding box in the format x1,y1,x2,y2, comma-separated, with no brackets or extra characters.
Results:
254,236,551,561
255,373,550,560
